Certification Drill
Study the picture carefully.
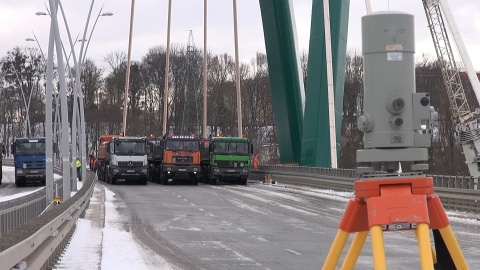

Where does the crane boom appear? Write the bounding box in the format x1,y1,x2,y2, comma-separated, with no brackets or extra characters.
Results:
422,0,470,121
422,0,480,186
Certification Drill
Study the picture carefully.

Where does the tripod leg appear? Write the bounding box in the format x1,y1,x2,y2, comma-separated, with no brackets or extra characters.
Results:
414,229,437,263
341,231,368,270
416,223,434,269
370,225,387,270
322,229,350,270
439,226,470,269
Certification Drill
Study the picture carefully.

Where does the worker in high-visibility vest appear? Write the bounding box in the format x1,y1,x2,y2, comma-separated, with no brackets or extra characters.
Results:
71,158,82,181
76,159,82,181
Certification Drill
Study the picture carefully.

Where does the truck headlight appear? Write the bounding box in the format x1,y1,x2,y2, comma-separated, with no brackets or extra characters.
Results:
214,168,220,173
142,169,147,173
193,167,198,172
165,167,171,171
17,169,23,174
242,169,248,173
23,163,27,169
113,169,120,173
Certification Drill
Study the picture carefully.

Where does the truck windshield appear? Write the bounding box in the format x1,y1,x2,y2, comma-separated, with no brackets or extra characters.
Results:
165,140,199,151
214,142,249,155
114,141,146,155
15,142,46,156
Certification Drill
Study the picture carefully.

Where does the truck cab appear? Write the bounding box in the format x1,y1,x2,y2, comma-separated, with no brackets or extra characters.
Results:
106,136,148,185
160,135,201,185
203,137,252,185
11,137,46,187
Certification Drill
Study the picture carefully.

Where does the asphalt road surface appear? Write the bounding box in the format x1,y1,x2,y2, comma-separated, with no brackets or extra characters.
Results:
102,180,480,269
2,164,479,269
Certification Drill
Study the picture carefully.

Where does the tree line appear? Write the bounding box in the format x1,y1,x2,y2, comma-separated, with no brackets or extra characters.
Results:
0,45,473,175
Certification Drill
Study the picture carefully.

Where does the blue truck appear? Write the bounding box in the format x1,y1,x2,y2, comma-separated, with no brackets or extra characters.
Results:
11,137,46,187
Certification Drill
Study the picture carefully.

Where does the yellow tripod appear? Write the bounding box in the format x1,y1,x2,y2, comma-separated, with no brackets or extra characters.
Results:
322,176,469,269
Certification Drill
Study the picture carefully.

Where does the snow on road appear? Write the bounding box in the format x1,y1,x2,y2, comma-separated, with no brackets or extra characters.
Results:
53,182,175,270
0,166,62,202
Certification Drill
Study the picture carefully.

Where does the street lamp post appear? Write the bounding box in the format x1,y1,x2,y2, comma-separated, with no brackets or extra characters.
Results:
38,2,112,194
82,9,113,65
25,35,61,168
7,64,33,137
76,8,113,186
48,0,71,201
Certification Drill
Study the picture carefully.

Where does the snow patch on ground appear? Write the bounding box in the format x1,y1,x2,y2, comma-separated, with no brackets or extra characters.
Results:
54,183,175,270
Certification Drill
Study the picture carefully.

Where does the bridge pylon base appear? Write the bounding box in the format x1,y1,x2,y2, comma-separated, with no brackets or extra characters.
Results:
322,176,469,269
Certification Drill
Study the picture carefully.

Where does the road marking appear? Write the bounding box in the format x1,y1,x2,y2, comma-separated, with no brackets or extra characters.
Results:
183,199,188,202
169,226,202,231
199,208,205,211
285,249,301,255
190,203,196,206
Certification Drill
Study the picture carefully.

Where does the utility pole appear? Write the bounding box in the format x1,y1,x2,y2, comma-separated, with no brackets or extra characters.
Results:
123,0,136,136
203,0,208,138
163,0,172,136
233,0,243,137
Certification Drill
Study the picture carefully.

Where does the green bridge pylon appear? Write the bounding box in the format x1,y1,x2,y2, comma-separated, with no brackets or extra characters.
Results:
259,0,350,166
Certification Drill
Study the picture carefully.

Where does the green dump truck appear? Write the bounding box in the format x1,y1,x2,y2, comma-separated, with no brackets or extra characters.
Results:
201,136,253,185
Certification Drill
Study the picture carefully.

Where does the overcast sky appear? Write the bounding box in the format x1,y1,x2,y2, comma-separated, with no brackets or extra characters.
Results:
0,0,479,72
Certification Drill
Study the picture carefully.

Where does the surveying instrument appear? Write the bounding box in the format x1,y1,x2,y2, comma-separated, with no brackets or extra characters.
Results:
322,11,469,269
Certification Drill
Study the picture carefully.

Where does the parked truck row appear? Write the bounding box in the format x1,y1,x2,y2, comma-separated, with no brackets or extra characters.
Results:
92,133,253,186
4,133,252,187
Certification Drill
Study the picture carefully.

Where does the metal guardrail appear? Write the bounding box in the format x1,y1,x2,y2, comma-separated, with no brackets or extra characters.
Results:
0,170,95,269
0,166,64,237
253,165,480,212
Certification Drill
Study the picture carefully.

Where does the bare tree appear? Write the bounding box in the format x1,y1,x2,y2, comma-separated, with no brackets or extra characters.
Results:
1,47,45,138
339,50,364,168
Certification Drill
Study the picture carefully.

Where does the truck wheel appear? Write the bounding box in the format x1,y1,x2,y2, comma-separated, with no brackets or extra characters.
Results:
111,177,117,185
192,177,199,185
160,174,167,185
240,178,247,185
155,167,161,183
211,178,217,185
142,178,148,185
15,177,25,187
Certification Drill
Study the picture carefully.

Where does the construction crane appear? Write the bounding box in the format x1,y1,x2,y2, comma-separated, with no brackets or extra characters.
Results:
422,0,480,187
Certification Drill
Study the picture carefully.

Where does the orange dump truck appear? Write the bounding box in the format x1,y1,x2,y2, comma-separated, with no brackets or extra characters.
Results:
159,135,201,185
96,134,121,182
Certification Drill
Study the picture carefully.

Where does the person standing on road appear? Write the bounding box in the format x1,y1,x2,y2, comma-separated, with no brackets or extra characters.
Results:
76,158,82,181
253,153,259,169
